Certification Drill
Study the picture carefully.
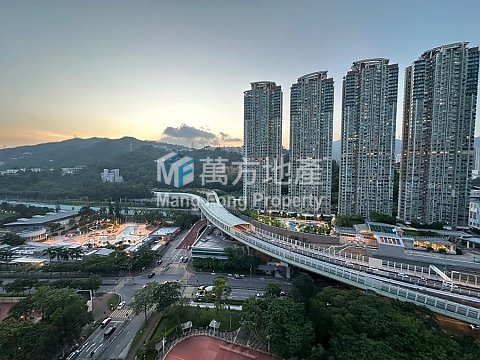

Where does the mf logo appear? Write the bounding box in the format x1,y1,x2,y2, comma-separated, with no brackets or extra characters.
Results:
156,152,194,188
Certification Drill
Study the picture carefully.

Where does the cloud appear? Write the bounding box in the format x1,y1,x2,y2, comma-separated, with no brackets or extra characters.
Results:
160,124,241,148
163,124,216,141
219,132,242,143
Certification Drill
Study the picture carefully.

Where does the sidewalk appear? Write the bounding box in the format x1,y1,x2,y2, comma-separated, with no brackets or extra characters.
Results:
126,312,161,360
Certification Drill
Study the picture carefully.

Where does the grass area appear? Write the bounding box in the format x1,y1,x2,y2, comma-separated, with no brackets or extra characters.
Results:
108,293,121,310
137,305,243,360
403,230,442,237
150,305,242,344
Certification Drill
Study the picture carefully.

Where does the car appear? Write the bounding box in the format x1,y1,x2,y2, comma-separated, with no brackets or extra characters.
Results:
157,259,162,264
183,257,188,263
142,284,148,289
256,292,264,298
104,325,116,338
66,350,80,360
100,317,112,328
398,273,409,278
148,272,155,278
234,274,241,279
280,291,288,296
469,324,480,330
179,256,184,262
198,285,206,290
117,301,126,310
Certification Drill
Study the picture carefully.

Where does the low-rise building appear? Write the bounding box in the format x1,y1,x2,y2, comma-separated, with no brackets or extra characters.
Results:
101,169,124,183
468,200,480,231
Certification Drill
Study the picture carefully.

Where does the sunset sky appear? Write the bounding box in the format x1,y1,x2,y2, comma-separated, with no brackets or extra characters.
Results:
1,0,479,148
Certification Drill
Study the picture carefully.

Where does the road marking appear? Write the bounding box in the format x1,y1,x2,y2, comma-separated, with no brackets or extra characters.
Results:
110,309,130,319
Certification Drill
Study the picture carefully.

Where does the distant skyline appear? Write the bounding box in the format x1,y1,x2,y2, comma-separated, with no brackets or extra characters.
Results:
1,0,479,148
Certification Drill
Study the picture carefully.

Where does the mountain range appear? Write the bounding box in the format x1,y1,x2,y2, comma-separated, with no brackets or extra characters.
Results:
1,137,479,168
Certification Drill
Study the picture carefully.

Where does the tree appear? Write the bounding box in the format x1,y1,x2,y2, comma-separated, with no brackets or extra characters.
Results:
241,297,267,330
70,247,84,260
131,283,158,320
369,211,397,225
154,281,182,312
2,232,25,246
264,281,281,299
264,298,315,359
42,247,57,261
56,247,70,261
212,276,231,311
83,275,102,292
291,273,316,307
6,286,91,359
0,249,14,262
47,222,62,233
334,214,364,227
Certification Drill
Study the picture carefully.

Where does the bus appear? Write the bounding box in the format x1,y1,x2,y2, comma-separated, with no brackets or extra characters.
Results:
101,317,112,328
104,326,116,338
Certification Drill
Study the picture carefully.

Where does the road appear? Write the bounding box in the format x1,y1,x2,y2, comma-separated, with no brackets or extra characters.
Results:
76,236,296,359
76,230,192,360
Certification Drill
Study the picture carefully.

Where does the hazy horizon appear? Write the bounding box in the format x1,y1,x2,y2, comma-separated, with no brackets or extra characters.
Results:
1,0,479,148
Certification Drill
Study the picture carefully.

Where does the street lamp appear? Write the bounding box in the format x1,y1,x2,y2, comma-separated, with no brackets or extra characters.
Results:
249,266,252,289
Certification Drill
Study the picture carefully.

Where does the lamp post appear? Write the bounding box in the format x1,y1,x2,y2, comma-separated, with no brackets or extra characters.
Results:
249,266,252,289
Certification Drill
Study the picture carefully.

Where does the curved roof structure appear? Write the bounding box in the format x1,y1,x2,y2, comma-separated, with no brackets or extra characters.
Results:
201,202,250,228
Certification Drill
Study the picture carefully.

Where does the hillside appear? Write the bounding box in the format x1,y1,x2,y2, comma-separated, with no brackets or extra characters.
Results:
0,137,185,168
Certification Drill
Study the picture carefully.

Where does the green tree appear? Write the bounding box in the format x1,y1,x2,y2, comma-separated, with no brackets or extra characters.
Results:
4,278,38,295
264,281,281,299
291,273,316,307
131,283,158,320
154,281,182,312
2,232,25,246
334,214,364,227
83,275,102,292
369,211,397,225
42,247,57,261
70,247,84,260
264,298,315,359
0,249,14,261
47,222,62,233
241,296,267,329
212,276,231,311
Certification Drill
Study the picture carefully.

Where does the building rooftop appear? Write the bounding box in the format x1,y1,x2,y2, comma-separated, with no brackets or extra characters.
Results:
4,210,79,226
152,227,180,236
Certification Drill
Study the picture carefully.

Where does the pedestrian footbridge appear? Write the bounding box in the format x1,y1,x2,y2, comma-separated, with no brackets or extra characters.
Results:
155,191,480,325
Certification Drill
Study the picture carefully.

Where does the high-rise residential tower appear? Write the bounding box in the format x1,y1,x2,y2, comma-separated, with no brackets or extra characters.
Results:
339,59,399,217
243,81,282,210
289,71,333,215
398,43,479,228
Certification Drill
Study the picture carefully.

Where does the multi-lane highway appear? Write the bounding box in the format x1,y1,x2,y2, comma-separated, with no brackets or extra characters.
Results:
74,228,293,359
75,230,192,360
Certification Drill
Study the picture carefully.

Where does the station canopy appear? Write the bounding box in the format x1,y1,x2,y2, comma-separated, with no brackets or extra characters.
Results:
201,203,250,228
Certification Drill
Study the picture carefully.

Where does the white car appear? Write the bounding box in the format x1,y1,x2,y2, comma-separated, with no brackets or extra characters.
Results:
117,301,126,310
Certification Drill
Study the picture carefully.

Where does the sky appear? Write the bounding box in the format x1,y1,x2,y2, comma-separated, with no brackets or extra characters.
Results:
1,0,479,148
